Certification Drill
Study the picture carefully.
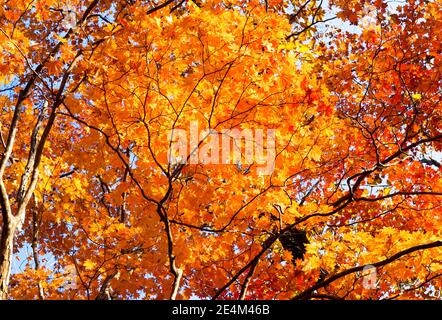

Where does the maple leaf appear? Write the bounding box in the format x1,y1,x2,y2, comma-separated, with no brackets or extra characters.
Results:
309,145,322,162
83,260,96,271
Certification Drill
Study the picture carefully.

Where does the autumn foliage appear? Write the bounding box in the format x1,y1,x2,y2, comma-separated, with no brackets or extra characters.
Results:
0,0,441,300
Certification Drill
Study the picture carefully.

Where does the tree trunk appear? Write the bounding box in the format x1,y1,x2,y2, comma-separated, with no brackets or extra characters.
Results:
0,219,16,300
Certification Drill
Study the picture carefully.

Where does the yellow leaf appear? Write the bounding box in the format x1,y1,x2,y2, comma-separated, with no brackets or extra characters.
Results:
309,145,322,161
298,44,309,53
411,93,422,100
278,42,296,51
83,260,95,270
73,178,82,190
53,33,68,44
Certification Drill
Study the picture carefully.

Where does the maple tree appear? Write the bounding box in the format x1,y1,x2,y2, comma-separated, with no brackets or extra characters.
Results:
0,0,441,300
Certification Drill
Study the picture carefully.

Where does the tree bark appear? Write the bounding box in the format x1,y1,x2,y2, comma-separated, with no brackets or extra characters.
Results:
0,218,16,300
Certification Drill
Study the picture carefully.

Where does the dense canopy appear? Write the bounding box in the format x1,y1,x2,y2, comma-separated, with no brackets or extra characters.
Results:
0,0,441,300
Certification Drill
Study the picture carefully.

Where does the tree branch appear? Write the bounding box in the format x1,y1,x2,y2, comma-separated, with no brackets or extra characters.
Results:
293,240,442,300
